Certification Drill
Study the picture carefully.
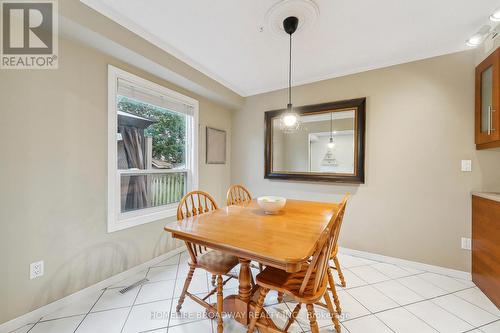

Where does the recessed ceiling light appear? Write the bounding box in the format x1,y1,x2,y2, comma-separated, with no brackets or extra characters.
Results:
466,25,491,47
490,8,500,21
466,34,485,47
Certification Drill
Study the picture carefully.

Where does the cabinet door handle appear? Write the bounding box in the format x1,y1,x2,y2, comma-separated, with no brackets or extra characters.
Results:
488,106,492,135
491,108,496,132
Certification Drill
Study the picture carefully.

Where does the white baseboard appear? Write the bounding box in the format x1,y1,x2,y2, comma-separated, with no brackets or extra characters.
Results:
338,247,472,281
0,247,185,333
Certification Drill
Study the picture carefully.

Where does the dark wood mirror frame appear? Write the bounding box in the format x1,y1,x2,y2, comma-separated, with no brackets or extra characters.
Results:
264,98,366,184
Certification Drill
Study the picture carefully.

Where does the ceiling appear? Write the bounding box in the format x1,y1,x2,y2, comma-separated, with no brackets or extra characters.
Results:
82,0,499,96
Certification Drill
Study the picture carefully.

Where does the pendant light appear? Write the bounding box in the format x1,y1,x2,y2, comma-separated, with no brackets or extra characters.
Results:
280,16,300,132
327,112,335,148
323,111,337,166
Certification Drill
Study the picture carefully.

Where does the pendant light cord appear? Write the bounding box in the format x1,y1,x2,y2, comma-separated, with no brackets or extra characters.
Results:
288,33,292,106
330,112,333,138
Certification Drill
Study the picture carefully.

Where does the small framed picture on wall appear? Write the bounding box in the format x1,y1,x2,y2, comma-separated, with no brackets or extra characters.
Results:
206,127,226,164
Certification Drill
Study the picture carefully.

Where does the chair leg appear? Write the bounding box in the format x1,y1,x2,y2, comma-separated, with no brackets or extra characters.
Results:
284,303,301,331
306,303,320,333
324,291,342,333
327,269,342,315
247,287,269,333
216,275,224,333
211,274,217,286
176,264,195,312
333,256,346,287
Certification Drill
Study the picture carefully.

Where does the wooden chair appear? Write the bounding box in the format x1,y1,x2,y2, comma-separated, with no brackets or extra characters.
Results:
326,195,349,317
316,195,349,318
226,184,252,206
176,191,239,333
247,195,349,333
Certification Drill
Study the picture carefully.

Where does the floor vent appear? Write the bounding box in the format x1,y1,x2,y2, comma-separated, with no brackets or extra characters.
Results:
119,278,149,294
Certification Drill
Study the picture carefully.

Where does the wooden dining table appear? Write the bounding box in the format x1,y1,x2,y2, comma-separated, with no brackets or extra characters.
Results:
164,199,339,331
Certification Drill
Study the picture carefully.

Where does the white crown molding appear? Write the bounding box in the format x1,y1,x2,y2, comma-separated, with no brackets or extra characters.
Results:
79,0,247,97
80,1,473,99
245,46,472,97
59,16,243,110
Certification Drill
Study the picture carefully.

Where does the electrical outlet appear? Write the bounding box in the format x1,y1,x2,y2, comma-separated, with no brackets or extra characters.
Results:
461,160,472,172
461,237,471,251
30,261,44,279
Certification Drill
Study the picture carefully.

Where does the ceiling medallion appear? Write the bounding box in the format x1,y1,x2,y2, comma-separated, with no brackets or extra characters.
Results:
265,0,320,38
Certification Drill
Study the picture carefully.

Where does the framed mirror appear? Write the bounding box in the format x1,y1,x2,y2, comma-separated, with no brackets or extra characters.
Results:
265,98,366,183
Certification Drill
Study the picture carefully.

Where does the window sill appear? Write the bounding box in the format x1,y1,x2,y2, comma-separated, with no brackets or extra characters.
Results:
108,206,177,233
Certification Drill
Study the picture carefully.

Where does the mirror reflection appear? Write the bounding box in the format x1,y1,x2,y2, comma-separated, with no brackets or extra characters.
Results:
272,110,356,174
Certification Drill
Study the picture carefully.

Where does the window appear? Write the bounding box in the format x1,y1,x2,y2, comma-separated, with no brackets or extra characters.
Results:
108,65,198,232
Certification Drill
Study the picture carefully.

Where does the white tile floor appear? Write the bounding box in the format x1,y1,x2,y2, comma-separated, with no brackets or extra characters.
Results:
9,252,500,333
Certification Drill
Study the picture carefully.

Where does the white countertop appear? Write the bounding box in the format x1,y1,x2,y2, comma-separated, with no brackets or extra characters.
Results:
472,191,500,203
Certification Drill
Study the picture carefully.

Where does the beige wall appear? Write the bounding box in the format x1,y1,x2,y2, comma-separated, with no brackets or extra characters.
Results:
231,50,500,273
0,37,231,324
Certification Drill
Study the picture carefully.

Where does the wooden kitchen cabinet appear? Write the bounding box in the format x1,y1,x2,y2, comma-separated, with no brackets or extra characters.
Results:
475,47,500,149
472,194,500,308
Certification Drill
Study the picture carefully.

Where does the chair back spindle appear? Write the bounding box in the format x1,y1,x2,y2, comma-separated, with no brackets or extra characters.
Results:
177,191,219,264
226,184,252,206
177,190,218,220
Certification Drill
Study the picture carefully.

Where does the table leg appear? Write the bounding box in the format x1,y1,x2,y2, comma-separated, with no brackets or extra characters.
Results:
222,258,279,331
223,258,252,325
238,259,252,301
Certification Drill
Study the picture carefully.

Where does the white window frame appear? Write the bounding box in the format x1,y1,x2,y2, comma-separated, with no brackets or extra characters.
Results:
107,65,198,233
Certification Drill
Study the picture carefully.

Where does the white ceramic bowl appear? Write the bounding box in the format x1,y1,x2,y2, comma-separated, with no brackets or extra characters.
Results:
257,196,287,214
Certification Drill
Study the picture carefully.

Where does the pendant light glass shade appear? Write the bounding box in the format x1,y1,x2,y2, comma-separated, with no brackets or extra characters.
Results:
327,137,335,149
283,111,298,127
